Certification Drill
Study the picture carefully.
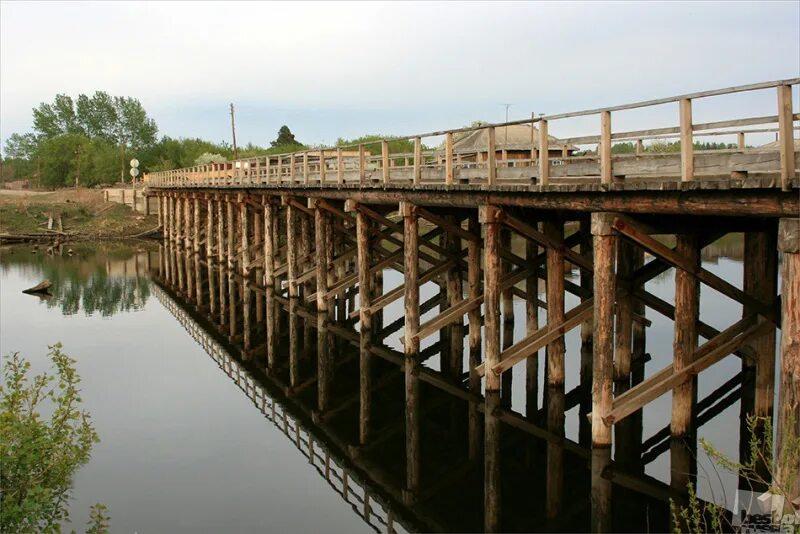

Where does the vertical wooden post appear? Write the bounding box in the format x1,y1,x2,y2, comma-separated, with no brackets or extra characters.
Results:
300,209,312,355
319,151,326,184
226,198,235,270
737,131,745,150
413,137,422,185
336,148,343,185
303,152,310,185
290,154,296,185
579,218,593,446
539,119,549,185
264,199,275,286
487,127,496,185
447,215,464,378
216,197,225,265
355,203,372,444
359,144,366,185
206,197,214,259
193,196,201,255
671,233,700,490
591,212,616,533
777,218,800,500
499,227,514,407
315,201,330,412
240,197,249,278
614,240,636,465
680,98,694,182
467,212,482,460
635,139,644,156
183,196,191,250
544,217,565,519
382,141,390,185
526,232,540,420
276,155,282,184
401,202,420,502
445,132,454,185
600,110,612,185
481,204,501,533
741,229,778,487
778,85,796,191
286,200,299,387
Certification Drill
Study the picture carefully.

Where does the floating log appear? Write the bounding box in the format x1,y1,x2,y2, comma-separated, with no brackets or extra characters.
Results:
22,280,52,295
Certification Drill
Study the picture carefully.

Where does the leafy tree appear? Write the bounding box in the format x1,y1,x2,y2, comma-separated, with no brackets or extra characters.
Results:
3,133,39,160
0,344,101,532
32,94,81,139
270,125,302,150
194,152,227,165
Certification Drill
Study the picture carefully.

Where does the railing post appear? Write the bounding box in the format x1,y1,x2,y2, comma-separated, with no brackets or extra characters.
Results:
487,127,496,185
382,140,390,184
359,144,366,185
413,137,422,185
778,84,796,191
539,119,549,185
337,148,343,185
600,110,612,185
445,131,454,185
680,98,694,182
319,150,326,184
290,154,296,185
303,151,309,185
737,132,745,150
276,156,282,184
635,139,644,156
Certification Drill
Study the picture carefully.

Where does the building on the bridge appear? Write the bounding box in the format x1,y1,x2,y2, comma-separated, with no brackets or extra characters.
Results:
447,124,577,166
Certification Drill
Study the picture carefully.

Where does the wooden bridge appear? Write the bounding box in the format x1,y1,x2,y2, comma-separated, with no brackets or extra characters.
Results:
145,79,800,532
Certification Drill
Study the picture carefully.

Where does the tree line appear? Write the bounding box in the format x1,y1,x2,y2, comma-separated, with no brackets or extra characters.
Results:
0,92,309,189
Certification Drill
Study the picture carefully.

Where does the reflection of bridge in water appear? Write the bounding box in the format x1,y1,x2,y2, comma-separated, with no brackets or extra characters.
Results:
145,79,800,532
152,246,758,532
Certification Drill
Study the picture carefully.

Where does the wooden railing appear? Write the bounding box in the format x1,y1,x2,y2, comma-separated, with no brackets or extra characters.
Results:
146,78,799,192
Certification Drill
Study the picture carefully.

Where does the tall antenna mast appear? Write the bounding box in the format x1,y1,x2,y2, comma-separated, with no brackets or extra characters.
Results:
230,103,238,160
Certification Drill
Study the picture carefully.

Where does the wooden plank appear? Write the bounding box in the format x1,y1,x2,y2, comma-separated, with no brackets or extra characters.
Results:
591,212,615,533
778,85,796,191
445,132,454,185
487,127,496,185
416,207,479,242
481,298,594,376
415,296,482,343
606,316,765,425
680,98,694,182
499,211,592,271
539,119,549,185
413,137,422,185
600,110,612,185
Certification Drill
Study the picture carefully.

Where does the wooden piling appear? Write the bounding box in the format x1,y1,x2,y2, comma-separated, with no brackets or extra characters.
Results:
240,197,250,278
226,198,235,270
286,200,300,387
468,212,482,460
525,232,540,419
741,229,778,487
591,212,616,533
777,218,799,500
206,197,214,259
355,202,372,444
193,196,201,255
671,233,700,490
315,201,331,412
544,217,565,519
501,226,514,408
481,204,501,533
401,201,420,499
579,218,593,446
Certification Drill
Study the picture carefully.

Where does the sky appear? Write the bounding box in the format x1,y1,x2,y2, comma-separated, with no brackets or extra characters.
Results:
1,1,798,152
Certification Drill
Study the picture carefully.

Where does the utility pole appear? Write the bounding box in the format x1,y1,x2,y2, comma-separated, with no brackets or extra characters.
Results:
75,145,82,188
501,103,512,145
230,103,238,160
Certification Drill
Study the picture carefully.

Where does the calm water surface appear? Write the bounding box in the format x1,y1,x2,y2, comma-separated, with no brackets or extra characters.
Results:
0,238,763,533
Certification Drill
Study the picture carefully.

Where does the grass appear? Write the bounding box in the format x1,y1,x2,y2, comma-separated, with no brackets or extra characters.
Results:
0,188,158,238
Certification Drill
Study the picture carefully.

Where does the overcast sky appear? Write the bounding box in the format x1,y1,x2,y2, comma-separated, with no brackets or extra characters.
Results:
1,1,798,152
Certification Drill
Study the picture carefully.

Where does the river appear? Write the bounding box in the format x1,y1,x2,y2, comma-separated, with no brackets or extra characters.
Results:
0,238,763,533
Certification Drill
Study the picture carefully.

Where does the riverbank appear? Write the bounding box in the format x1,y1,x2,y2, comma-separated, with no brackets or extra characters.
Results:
0,188,159,243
